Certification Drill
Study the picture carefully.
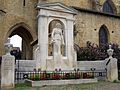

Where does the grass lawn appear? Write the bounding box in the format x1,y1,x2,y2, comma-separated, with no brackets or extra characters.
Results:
14,83,33,90
10,81,120,90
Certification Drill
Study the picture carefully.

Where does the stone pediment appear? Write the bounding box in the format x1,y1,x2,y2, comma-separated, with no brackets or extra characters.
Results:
37,2,77,14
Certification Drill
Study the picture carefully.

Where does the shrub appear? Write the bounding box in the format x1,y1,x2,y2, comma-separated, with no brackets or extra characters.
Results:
76,41,108,61
118,70,120,80
76,41,120,69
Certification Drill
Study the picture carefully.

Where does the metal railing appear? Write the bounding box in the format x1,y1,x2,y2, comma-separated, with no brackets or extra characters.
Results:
15,69,107,83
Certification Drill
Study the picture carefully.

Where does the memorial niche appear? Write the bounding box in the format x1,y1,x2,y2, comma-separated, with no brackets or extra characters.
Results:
37,2,77,70
48,20,65,57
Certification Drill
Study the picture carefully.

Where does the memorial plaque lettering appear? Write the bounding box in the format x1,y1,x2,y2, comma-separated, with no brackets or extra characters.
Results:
2,56,14,70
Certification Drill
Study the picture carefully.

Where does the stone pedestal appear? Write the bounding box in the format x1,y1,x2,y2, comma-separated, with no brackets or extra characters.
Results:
106,45,118,82
1,54,15,88
106,58,118,82
1,38,15,89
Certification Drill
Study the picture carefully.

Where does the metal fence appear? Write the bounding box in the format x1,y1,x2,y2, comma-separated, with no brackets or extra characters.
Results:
15,69,107,83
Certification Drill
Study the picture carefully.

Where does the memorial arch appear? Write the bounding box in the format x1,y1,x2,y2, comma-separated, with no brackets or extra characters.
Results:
6,23,34,60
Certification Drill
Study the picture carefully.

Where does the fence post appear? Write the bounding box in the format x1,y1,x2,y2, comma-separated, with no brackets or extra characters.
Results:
91,68,96,78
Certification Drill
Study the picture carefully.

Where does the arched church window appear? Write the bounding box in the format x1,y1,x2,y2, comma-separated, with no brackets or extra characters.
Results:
99,25,109,46
102,0,116,14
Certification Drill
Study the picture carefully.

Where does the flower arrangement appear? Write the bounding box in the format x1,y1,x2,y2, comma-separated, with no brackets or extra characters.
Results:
28,70,94,81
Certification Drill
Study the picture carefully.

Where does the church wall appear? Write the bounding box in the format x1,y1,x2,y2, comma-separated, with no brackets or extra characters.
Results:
38,0,120,14
74,10,120,47
0,0,120,56
0,0,38,55
112,0,120,14
39,0,91,10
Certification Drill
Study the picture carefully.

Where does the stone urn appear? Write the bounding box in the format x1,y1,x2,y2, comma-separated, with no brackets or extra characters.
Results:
107,45,114,59
4,38,13,55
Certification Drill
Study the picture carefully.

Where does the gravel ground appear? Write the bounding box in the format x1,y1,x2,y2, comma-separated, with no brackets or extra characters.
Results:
1,81,120,90
38,81,120,90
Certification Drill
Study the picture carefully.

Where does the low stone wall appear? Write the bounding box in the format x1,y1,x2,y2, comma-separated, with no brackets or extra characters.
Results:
15,60,36,71
26,78,98,87
15,60,107,71
77,60,106,70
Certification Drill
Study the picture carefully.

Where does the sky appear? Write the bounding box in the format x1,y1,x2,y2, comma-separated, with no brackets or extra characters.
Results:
10,35,22,50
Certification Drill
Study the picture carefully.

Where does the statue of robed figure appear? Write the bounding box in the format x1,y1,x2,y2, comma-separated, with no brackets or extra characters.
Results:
51,23,64,62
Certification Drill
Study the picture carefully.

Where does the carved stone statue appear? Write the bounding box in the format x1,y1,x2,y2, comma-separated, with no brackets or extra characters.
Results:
51,23,64,56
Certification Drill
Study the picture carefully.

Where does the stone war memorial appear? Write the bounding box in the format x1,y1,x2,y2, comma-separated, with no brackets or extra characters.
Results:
0,0,120,88
35,2,78,71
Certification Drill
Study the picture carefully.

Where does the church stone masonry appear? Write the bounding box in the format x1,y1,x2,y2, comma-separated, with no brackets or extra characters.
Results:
0,0,120,59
